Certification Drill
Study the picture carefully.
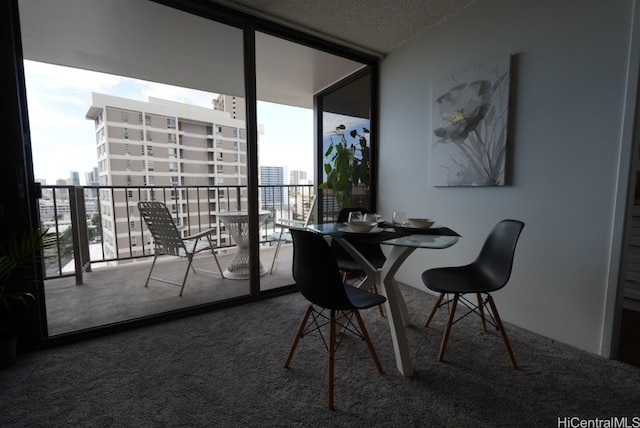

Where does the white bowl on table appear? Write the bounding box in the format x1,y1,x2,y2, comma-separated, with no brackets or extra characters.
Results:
406,218,435,229
347,221,377,233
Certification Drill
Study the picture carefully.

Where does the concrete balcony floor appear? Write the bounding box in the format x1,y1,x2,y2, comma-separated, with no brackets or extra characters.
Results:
44,244,294,336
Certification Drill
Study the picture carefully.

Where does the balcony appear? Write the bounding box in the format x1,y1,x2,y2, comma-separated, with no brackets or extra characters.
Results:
39,184,315,336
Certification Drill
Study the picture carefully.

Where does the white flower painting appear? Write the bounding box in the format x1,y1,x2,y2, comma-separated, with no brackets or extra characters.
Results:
431,56,511,186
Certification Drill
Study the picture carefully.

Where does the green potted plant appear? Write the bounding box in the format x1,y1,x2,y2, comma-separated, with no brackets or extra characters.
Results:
0,227,56,368
320,124,371,209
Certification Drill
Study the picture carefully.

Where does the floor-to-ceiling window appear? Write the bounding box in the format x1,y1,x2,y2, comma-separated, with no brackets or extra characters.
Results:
11,0,378,340
19,0,251,335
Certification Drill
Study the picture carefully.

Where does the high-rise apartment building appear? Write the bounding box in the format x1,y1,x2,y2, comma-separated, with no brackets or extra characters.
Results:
86,93,249,261
85,167,99,186
260,166,284,207
85,167,99,198
212,95,246,120
69,171,80,186
289,169,310,185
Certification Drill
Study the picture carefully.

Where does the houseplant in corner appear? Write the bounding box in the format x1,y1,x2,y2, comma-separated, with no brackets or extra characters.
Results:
320,124,371,209
0,227,56,368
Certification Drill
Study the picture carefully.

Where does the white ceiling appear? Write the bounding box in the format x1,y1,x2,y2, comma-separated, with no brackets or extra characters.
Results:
212,0,478,57
18,0,476,108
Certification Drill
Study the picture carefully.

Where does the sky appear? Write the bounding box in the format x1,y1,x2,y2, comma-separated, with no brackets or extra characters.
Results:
23,60,314,185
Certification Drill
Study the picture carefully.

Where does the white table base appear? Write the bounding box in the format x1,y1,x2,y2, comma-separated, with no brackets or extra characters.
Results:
333,237,416,377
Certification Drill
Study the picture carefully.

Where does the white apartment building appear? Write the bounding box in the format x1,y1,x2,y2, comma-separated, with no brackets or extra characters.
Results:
85,93,249,261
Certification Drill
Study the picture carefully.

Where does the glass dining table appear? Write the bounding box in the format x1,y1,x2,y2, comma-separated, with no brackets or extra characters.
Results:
307,222,460,377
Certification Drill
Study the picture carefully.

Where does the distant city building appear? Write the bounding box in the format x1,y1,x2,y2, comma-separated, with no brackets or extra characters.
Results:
54,178,69,200
212,95,246,120
289,169,311,185
86,92,251,261
260,166,284,207
69,171,80,186
35,178,53,200
85,167,99,198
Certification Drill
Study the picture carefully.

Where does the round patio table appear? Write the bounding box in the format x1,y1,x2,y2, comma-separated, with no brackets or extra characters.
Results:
217,210,271,279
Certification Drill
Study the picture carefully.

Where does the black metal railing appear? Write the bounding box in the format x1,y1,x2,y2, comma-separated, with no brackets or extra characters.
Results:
39,184,315,283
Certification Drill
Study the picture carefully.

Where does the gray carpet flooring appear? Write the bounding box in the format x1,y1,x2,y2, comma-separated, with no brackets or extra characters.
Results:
1,284,639,427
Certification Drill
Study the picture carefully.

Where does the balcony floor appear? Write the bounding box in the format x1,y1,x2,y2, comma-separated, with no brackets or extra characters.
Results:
44,244,294,336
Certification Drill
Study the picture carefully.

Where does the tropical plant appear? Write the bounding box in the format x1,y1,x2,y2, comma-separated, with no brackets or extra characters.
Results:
0,228,56,317
320,124,370,209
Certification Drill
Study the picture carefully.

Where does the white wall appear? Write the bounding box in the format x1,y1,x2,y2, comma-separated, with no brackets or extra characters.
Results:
378,0,637,355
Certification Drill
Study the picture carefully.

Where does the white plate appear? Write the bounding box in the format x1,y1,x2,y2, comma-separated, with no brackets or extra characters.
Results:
400,223,440,231
339,226,384,234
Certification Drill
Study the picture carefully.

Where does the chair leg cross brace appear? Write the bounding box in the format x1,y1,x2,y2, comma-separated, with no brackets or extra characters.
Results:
284,305,384,410
425,292,518,369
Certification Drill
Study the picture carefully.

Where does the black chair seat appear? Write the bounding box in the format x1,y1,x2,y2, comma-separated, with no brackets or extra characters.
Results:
344,284,387,309
422,265,503,294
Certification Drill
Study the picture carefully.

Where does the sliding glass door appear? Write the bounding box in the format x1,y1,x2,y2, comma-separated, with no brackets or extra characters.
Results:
19,0,250,335
254,32,369,285
316,70,377,221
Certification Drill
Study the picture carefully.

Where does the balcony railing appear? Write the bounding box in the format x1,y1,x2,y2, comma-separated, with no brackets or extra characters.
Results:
39,184,315,283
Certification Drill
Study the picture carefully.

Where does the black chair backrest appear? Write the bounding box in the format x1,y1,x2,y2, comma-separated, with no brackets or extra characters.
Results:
474,219,525,290
337,207,369,223
291,228,353,310
334,207,386,268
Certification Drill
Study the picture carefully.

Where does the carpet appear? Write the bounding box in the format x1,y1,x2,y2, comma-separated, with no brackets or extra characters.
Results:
1,284,639,427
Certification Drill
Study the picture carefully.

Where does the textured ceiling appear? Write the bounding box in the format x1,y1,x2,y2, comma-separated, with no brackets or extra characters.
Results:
211,0,478,57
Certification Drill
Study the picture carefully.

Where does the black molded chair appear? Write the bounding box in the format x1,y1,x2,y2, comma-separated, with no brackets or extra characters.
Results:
284,228,386,410
421,219,524,369
332,207,386,316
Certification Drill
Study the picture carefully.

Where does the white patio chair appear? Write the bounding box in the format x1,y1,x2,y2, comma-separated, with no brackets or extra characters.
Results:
138,201,224,296
269,194,317,273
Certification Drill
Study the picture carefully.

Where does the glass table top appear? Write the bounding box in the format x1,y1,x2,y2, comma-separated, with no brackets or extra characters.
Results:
307,223,459,249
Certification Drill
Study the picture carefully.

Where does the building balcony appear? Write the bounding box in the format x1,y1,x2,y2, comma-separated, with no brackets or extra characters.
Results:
44,243,294,336
39,183,315,336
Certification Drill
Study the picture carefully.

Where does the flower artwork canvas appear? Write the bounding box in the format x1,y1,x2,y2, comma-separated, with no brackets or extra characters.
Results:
431,56,511,186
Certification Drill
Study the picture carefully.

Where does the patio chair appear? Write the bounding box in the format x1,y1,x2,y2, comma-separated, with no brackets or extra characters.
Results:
421,219,524,368
138,201,224,296
269,194,317,273
284,228,386,410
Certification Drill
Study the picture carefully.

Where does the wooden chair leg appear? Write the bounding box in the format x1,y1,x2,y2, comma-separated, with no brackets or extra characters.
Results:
438,293,459,362
424,292,445,328
328,309,336,410
353,310,383,373
486,295,518,369
341,271,349,283
477,293,488,332
284,305,313,368
371,284,385,317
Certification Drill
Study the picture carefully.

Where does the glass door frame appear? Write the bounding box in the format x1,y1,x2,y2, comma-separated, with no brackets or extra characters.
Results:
4,0,380,347
315,66,379,221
